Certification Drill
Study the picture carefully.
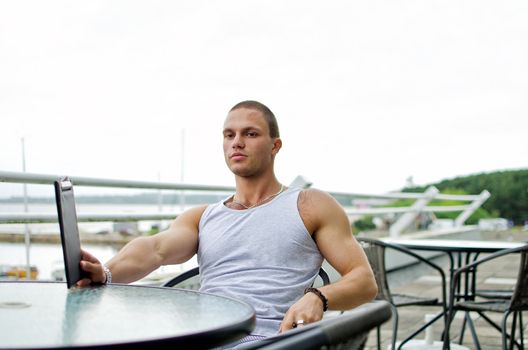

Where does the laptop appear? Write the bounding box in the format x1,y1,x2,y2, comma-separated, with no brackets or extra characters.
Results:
54,177,84,288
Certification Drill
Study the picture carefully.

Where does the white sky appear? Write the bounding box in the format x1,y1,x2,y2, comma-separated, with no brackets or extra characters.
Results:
1,0,527,198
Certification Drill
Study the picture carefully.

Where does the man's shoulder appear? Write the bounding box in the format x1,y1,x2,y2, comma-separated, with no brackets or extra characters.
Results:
298,188,342,217
178,204,209,224
297,188,344,234
298,187,336,205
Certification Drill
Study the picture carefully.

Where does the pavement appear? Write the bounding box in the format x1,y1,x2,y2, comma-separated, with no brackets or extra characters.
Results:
361,242,526,350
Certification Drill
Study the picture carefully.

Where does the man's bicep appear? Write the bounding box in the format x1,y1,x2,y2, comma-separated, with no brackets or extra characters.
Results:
153,206,204,265
316,206,369,277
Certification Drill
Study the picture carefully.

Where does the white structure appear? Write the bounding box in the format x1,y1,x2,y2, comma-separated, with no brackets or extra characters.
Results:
478,218,509,231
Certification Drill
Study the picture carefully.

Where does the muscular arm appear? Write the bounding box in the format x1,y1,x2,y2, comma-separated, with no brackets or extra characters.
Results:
78,205,205,286
280,189,377,332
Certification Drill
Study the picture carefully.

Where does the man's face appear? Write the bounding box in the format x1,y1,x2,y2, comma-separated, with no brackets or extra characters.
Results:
222,107,281,177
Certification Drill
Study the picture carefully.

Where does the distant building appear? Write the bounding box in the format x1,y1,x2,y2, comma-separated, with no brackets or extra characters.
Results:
113,222,139,235
428,219,454,230
478,218,509,231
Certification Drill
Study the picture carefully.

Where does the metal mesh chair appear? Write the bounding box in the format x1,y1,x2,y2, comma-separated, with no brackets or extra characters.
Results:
476,289,514,300
162,266,201,288
356,237,448,350
162,266,331,289
444,244,528,350
235,300,392,350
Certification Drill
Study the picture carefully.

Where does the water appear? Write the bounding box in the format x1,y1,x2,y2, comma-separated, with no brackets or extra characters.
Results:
0,242,117,280
0,241,198,282
0,203,198,282
0,203,184,234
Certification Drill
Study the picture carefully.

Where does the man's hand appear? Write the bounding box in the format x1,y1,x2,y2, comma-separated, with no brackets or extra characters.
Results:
279,291,325,333
76,249,106,287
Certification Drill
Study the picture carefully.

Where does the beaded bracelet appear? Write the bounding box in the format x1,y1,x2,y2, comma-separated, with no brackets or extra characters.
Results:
102,264,112,284
304,287,328,311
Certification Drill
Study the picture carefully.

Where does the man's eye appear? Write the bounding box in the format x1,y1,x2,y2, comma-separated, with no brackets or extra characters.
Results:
247,132,257,137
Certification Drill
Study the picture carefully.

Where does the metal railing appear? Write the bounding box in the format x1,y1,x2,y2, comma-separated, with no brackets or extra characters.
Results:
0,170,490,237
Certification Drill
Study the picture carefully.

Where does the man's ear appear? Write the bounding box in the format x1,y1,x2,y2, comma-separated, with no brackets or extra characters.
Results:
271,138,282,156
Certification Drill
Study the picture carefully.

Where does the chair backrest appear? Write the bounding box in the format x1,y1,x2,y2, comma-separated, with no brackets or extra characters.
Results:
236,300,392,350
356,238,393,303
315,267,331,286
162,266,331,289
449,244,528,312
162,266,200,288
510,249,528,311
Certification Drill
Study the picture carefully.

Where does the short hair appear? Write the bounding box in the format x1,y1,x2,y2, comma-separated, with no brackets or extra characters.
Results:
229,100,280,138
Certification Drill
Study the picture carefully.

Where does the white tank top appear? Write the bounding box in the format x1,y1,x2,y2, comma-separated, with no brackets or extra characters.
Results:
197,187,323,336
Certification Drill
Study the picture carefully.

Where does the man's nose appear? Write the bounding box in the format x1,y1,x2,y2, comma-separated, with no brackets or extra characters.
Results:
232,134,244,148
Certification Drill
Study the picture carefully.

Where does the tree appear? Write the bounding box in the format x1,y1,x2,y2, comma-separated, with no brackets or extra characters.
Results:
403,169,528,225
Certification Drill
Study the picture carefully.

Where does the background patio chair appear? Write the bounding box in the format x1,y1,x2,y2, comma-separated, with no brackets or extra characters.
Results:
476,289,514,300
444,244,528,350
235,300,392,350
356,237,448,350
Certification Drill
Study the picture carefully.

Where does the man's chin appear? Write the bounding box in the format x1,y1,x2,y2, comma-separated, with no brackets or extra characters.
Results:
229,166,256,178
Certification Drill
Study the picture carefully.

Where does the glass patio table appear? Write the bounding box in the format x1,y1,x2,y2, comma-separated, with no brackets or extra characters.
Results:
0,281,255,349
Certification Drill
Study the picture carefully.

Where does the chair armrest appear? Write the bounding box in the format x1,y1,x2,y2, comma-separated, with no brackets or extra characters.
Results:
236,301,392,350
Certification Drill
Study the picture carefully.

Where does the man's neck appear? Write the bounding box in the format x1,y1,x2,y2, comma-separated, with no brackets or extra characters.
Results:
233,175,282,207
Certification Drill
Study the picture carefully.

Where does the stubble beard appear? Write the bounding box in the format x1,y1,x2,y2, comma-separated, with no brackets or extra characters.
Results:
226,153,274,178
228,159,266,178
230,164,258,178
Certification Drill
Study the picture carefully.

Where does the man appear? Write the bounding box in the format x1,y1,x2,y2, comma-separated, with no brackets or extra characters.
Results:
78,100,377,343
